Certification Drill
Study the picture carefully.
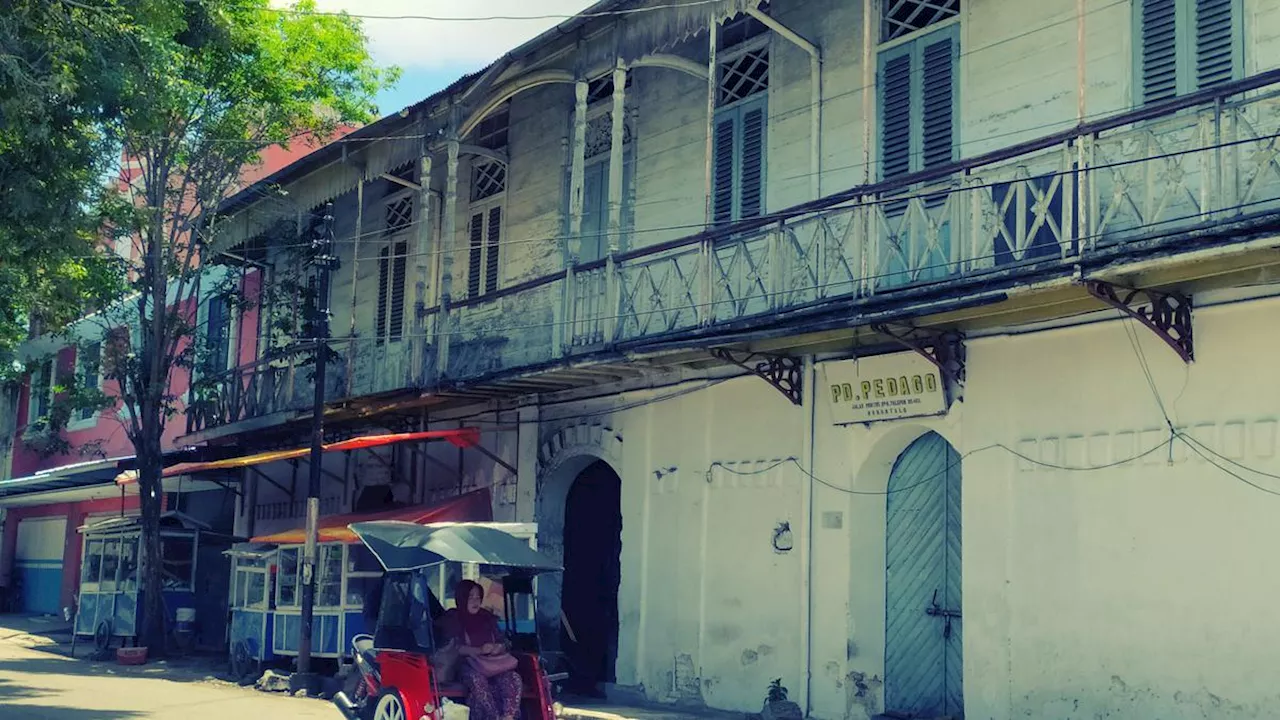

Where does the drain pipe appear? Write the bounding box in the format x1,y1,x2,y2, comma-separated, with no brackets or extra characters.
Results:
799,356,818,715
748,8,823,199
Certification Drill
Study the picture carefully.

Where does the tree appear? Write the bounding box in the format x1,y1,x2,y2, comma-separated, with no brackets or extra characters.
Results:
0,0,130,366
75,0,394,653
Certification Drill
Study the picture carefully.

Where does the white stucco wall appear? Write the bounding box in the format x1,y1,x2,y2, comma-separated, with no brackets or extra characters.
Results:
522,291,1280,719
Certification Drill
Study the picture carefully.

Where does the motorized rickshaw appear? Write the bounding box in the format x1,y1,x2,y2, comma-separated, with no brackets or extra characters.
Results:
332,521,565,720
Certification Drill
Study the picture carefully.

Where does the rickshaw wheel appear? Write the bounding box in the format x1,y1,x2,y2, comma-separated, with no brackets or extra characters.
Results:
371,688,407,720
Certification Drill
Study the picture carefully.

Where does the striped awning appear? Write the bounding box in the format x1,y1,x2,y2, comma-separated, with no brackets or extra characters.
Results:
114,428,480,486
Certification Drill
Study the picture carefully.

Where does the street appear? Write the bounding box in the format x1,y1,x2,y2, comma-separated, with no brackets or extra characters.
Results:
0,640,335,719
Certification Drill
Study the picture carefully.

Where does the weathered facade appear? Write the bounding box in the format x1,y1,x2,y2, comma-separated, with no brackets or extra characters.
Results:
194,0,1280,717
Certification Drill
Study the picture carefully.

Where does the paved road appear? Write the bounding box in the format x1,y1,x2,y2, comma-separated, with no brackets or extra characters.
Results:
0,640,337,719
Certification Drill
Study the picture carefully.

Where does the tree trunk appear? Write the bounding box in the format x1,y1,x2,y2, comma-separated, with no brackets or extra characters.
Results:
137,413,167,656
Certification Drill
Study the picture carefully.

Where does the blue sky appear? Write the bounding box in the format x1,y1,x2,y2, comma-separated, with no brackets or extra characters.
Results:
300,1,597,116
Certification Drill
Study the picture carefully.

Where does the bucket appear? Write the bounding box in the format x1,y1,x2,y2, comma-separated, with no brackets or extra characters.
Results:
117,646,148,665
174,607,196,634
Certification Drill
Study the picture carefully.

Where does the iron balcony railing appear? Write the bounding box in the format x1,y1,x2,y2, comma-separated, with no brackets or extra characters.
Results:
192,71,1280,435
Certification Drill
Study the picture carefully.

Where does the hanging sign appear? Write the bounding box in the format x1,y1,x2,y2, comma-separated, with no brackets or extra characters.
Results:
821,352,948,425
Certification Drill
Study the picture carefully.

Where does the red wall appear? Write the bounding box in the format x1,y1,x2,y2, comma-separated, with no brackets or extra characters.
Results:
10,297,200,479
1,493,144,612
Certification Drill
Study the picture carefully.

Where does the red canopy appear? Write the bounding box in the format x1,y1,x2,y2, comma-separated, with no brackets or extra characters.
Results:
250,487,493,545
115,428,481,485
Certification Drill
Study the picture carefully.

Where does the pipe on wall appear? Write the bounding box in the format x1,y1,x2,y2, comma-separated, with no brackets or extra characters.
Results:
748,8,824,200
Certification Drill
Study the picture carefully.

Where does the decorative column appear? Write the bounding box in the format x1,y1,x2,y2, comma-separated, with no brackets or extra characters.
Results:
607,62,627,254
436,135,459,377
412,149,433,384
567,79,589,262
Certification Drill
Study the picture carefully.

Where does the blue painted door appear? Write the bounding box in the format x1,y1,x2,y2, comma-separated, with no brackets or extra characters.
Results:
884,432,962,718
16,517,67,615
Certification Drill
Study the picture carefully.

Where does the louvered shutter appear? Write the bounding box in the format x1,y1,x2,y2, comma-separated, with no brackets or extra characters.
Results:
1195,0,1236,90
376,247,390,344
880,51,913,179
485,207,502,293
739,104,765,219
1140,0,1178,103
921,35,956,170
712,117,736,224
389,242,407,342
467,212,484,297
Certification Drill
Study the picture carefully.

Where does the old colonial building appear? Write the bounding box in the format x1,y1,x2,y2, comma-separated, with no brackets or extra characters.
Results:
188,1,1280,717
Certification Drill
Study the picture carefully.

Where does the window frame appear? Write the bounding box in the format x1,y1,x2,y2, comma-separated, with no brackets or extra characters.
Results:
1132,0,1244,106
466,194,505,298
67,341,104,430
375,238,410,345
564,97,637,261
876,20,961,181
26,359,54,426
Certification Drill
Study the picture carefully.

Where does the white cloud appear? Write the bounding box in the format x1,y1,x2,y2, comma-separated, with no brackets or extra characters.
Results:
307,0,598,69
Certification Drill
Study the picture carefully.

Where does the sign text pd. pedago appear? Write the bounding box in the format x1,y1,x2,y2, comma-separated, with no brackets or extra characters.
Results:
821,352,949,425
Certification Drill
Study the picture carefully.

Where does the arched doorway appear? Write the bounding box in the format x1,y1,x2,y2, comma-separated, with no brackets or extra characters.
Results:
884,432,963,718
560,459,622,697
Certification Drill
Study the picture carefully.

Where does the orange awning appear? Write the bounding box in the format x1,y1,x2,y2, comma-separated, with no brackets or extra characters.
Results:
250,487,493,545
115,428,481,486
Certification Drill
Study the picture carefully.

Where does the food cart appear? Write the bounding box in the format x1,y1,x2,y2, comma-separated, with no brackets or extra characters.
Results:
74,511,236,649
226,489,494,668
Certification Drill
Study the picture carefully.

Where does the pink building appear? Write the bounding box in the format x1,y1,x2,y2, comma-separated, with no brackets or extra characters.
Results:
0,130,353,616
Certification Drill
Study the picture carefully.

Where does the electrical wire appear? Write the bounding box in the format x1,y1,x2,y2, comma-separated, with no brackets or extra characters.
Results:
189,0,732,22
709,436,1174,497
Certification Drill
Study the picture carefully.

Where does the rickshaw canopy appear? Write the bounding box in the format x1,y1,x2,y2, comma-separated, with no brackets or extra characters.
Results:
349,521,561,574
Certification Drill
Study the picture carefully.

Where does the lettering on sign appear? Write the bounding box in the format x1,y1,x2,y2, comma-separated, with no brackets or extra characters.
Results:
821,352,949,425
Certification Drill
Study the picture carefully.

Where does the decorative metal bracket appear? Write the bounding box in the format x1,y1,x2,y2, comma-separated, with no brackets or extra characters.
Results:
710,349,803,406
1086,280,1193,363
870,323,967,389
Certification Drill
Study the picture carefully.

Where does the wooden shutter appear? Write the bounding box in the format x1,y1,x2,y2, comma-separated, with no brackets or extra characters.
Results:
376,247,390,344
78,343,101,421
739,105,766,219
1195,0,1236,90
467,212,484,297
921,35,956,170
389,242,407,342
880,52,913,179
1140,0,1179,103
712,116,737,224
484,207,501,293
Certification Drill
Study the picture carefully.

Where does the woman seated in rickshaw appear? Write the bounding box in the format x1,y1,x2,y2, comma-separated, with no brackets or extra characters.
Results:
438,579,522,720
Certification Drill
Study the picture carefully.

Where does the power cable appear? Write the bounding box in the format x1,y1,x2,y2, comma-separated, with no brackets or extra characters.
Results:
190,0,732,22
708,436,1174,497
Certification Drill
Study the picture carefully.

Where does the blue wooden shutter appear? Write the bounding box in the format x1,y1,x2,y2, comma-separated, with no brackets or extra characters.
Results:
581,164,607,262
78,343,101,421
712,116,737,224
1140,0,1179,103
389,241,407,342
880,51,913,179
1195,0,1236,90
739,103,766,219
467,212,484,297
206,298,229,372
376,247,390,344
484,207,501,293
921,34,956,170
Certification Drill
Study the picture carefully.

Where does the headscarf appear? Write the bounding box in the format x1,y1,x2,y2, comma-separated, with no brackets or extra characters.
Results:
453,579,497,646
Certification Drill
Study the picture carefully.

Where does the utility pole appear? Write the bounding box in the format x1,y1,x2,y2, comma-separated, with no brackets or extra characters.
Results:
296,202,338,690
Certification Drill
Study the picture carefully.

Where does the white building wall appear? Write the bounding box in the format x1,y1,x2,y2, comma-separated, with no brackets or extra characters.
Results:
522,290,1280,719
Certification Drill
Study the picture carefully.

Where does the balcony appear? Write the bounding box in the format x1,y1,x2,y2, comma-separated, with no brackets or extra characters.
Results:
192,72,1280,437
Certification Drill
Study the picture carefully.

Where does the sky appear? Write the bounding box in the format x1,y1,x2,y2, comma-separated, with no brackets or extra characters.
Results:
303,1,599,115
